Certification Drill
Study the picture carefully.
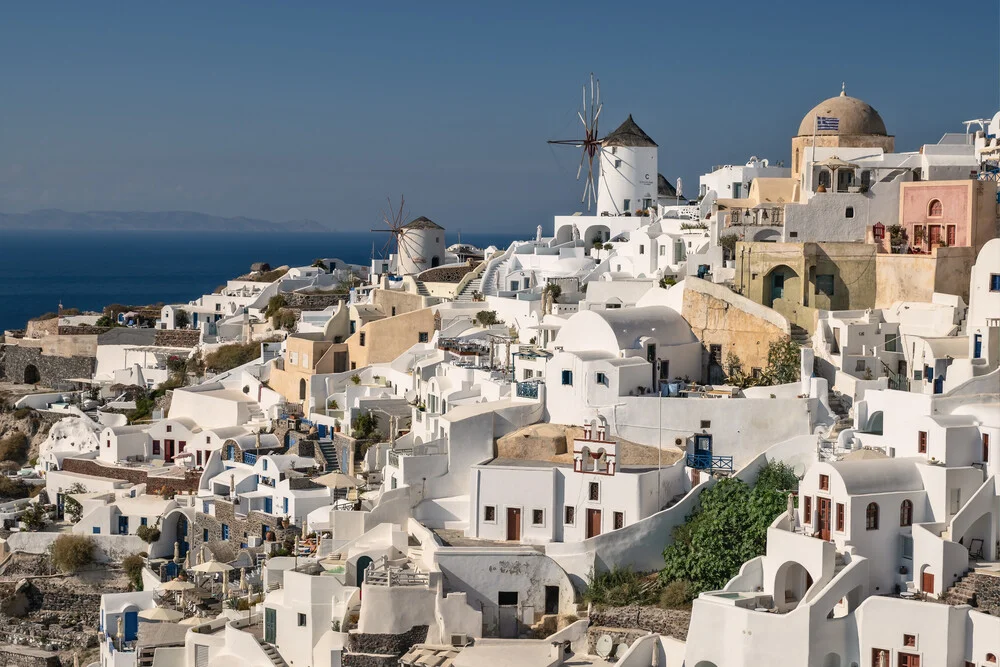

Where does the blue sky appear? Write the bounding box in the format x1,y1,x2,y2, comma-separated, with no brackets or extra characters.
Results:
0,1,995,233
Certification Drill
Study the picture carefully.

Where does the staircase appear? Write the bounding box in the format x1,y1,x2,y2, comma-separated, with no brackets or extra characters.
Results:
318,440,339,471
247,403,266,422
827,390,851,421
790,324,812,348
456,277,482,302
414,280,430,297
257,638,290,667
943,571,978,607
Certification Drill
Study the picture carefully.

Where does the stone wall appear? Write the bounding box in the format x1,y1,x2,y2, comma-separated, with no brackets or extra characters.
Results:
282,294,344,311
56,327,110,337
588,605,690,641
0,346,95,387
968,572,1000,616
345,625,428,666
416,265,473,284
191,501,295,558
153,330,201,348
60,459,200,494
0,645,61,667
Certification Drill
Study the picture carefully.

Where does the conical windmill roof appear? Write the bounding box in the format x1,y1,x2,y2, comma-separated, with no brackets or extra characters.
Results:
603,115,658,148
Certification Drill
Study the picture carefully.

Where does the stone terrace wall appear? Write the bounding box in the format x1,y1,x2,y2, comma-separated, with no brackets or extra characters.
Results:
416,265,473,284
969,573,1000,616
588,605,690,641
283,294,343,311
344,625,428,667
0,346,95,387
60,459,200,494
154,330,201,348
0,645,61,667
56,326,110,337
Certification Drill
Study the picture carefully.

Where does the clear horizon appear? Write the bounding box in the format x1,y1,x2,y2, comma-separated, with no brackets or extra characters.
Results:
1,1,996,231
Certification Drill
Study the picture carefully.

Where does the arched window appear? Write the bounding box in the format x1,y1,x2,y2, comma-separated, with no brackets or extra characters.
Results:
866,503,879,530
298,378,306,401
928,199,942,217
986,654,997,664
899,499,913,526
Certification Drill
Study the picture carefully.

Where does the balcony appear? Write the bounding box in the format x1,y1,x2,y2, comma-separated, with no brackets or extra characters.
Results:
686,453,734,473
516,380,542,399
365,566,429,587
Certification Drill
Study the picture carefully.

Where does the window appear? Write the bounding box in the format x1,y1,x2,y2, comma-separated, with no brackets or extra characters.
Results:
297,613,307,627
903,634,916,648
836,503,845,531
984,433,990,462
900,499,913,527
816,274,835,297
391,307,396,316
845,206,854,218
203,528,209,542
917,431,927,454
804,496,812,524
789,231,799,238
987,654,997,663
990,274,1000,292
359,333,366,347
561,370,573,386
700,420,711,430
564,506,575,525
418,332,429,343
532,509,544,526
141,517,147,526
855,360,866,372
106,439,110,448
595,372,608,386
215,304,221,312
484,506,496,523
589,482,599,501
946,225,956,246
166,425,172,433
93,527,100,534
614,159,621,168
206,436,211,444
178,441,186,452
613,512,624,530
221,524,230,540
639,245,645,255
623,199,630,212
885,335,897,353
819,474,829,491
871,649,890,666
928,199,942,217
659,246,665,256
152,440,161,455
865,503,879,530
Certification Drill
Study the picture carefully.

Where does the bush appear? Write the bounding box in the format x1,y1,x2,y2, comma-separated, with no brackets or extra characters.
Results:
726,338,801,389
30,312,59,322
658,580,692,609
475,310,500,327
122,553,145,591
136,524,161,543
583,566,659,607
203,342,261,373
12,408,32,420
51,534,97,572
264,295,287,320
64,496,83,522
660,461,798,595
0,432,29,463
0,477,32,500
20,502,49,530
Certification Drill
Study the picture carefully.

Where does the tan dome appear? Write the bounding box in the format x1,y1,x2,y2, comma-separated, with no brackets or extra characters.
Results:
797,90,888,137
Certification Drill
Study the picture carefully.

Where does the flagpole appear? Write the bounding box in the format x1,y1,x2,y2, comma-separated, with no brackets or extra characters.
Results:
811,115,818,187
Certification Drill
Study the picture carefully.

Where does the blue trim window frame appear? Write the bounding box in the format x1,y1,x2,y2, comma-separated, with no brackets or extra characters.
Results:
203,528,209,542
990,274,1000,292
140,517,147,526
221,524,230,540
561,370,573,385
93,527,101,534
595,372,608,386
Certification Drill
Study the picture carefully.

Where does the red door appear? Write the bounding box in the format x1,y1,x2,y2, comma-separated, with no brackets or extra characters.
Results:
817,498,831,541
506,508,521,541
928,225,941,247
921,571,934,594
586,509,602,539
898,651,921,667
164,439,175,463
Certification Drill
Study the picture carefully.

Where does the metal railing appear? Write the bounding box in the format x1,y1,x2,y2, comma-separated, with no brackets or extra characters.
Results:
516,380,542,399
686,453,734,473
365,567,429,587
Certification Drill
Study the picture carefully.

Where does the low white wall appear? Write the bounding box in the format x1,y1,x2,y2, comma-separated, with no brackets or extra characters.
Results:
6,531,145,562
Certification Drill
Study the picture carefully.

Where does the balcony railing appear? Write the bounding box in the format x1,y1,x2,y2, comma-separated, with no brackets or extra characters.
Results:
516,380,542,399
365,567,429,587
686,453,734,472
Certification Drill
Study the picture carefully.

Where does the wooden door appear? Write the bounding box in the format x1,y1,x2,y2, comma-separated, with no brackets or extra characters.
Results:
898,651,920,667
921,571,934,594
506,508,521,541
586,509,602,539
164,439,175,463
929,225,941,247
817,498,831,541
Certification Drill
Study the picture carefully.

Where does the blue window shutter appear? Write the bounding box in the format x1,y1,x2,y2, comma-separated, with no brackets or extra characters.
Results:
93,527,100,534
991,274,1000,291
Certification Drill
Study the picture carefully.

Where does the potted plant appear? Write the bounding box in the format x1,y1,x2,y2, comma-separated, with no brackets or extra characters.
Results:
334,420,341,433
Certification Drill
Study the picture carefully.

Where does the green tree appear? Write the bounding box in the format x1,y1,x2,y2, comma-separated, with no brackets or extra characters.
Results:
50,534,96,572
136,524,161,544
204,342,261,373
719,233,740,261
264,294,287,320
659,276,677,289
660,461,798,595
542,283,562,302
122,553,145,591
174,309,190,328
725,338,800,388
20,502,50,531
475,310,500,327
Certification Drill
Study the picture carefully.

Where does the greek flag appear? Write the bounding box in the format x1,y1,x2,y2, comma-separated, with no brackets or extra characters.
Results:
816,116,840,131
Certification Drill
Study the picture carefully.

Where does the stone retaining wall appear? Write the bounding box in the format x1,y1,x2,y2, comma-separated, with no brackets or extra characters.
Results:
0,346,95,387
60,459,200,494
346,625,428,664
0,645,61,667
969,573,1000,616
588,605,690,640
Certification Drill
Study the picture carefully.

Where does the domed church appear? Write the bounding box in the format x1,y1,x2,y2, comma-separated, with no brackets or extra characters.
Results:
791,86,894,179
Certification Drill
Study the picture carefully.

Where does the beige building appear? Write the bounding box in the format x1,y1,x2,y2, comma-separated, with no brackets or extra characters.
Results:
268,306,351,413
734,241,878,331
346,307,437,370
790,88,894,180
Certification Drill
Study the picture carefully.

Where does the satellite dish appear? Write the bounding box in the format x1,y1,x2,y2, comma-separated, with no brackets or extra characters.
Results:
614,642,629,658
595,635,614,658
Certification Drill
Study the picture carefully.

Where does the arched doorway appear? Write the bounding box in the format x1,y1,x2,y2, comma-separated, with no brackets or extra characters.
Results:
299,379,307,401
774,561,813,611
23,364,40,385
554,225,574,246
356,555,373,590
753,228,781,243
431,256,441,268
764,265,800,308
583,224,611,251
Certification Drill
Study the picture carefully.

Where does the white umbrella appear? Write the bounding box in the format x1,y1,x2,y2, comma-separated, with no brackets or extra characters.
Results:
313,471,361,489
239,568,247,593
178,616,205,626
173,541,181,564
157,580,195,592
188,559,234,574
138,607,184,622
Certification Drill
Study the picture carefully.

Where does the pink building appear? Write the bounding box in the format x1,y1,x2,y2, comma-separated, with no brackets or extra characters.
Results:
898,180,997,255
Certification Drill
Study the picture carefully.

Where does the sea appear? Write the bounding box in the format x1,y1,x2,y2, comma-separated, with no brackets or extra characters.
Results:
0,229,531,331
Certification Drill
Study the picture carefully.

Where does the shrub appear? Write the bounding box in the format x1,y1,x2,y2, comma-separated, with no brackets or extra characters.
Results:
264,294,287,320
174,309,190,328
659,276,677,289
64,496,83,523
136,524,161,543
658,580,692,609
0,477,32,501
122,553,145,591
475,310,500,327
661,461,798,595
204,342,261,373
725,338,801,389
0,432,29,463
583,566,659,607
30,312,59,322
719,233,740,261
12,408,32,420
350,374,361,385
50,534,96,572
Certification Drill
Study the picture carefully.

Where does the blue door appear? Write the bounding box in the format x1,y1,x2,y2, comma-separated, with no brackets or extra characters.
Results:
264,497,273,514
771,273,785,301
124,611,138,641
933,376,944,394
118,516,129,535
974,334,982,359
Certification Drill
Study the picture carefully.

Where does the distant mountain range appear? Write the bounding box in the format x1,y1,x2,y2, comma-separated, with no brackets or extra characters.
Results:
0,209,335,232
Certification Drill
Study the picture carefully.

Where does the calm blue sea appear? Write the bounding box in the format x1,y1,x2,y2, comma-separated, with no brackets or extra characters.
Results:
0,230,529,331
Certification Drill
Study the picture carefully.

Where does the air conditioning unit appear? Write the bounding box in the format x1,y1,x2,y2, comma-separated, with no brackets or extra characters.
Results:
450,633,470,648
248,536,263,548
